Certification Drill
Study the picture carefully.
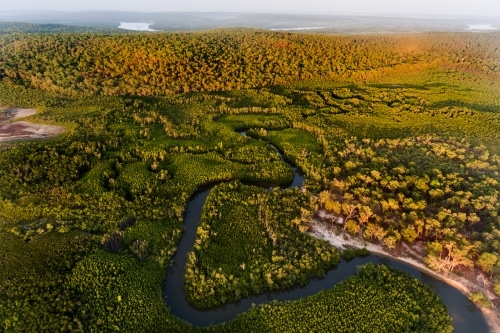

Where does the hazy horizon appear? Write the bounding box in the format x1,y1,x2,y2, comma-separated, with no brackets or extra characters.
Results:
2,0,500,18
2,10,499,20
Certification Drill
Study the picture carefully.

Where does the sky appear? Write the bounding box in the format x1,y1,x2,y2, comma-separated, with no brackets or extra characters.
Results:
2,0,500,17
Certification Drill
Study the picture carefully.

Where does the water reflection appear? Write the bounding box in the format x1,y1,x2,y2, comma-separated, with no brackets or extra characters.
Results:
420,272,443,293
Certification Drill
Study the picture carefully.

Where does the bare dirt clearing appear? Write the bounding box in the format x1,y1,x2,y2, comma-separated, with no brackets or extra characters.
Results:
0,107,37,122
0,108,65,142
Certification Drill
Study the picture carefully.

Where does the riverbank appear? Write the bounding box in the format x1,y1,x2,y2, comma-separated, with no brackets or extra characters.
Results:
309,219,500,333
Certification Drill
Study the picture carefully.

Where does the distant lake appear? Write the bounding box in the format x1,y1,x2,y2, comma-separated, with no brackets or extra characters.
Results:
466,24,498,30
118,22,158,31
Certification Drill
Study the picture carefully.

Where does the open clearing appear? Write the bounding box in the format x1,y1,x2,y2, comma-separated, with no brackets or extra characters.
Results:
0,107,37,122
0,108,65,142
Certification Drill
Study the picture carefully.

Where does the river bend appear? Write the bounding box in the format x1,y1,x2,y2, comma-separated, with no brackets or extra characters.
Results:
163,132,489,332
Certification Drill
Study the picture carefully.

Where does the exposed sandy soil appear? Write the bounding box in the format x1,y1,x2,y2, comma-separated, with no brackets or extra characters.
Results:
309,218,500,333
0,108,65,142
0,108,38,121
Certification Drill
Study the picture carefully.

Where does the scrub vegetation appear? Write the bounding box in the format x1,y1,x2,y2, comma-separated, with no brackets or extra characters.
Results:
1,24,499,331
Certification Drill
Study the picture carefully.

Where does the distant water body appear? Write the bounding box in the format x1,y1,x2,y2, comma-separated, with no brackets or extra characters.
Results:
269,27,326,31
466,24,498,30
118,22,158,31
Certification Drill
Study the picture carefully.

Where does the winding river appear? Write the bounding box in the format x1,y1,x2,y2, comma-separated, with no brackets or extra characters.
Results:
164,131,489,332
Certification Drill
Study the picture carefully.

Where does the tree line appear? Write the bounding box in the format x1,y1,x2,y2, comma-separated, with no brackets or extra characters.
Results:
1,30,498,96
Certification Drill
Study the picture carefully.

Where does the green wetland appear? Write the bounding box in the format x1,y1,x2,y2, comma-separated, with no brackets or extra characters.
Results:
163,157,485,332
0,26,499,332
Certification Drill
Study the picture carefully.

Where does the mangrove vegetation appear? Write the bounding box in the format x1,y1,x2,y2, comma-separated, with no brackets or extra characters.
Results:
0,24,499,332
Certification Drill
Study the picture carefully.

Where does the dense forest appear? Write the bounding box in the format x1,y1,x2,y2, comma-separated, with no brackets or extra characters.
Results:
0,29,499,95
185,182,339,308
213,263,453,333
0,25,499,332
0,22,106,34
